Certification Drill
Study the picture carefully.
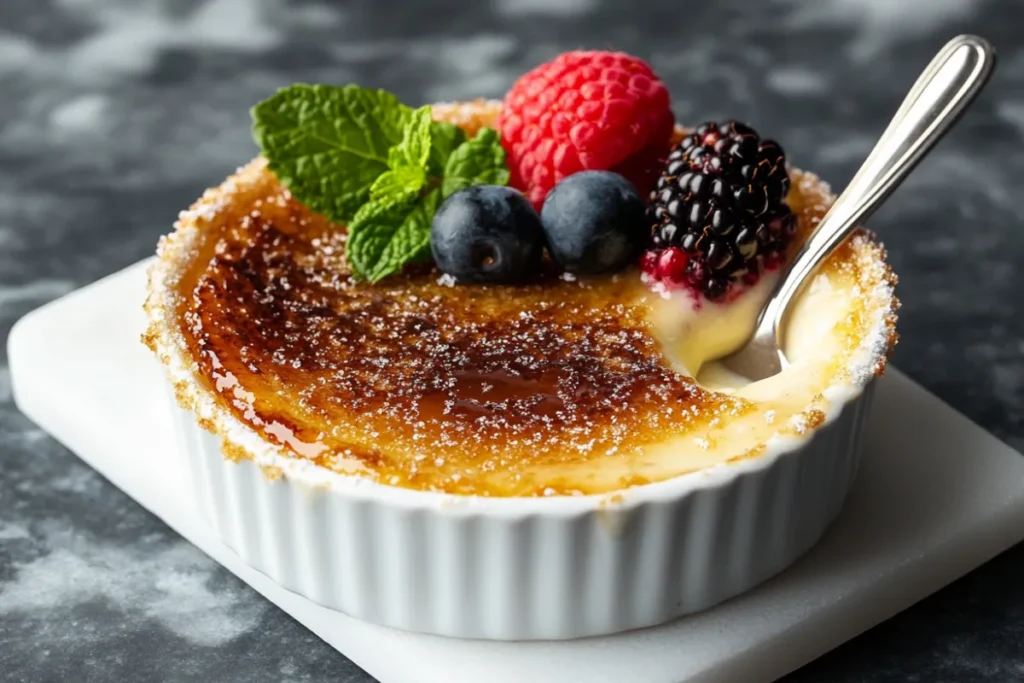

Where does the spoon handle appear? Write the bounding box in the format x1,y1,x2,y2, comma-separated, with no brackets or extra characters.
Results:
764,35,996,349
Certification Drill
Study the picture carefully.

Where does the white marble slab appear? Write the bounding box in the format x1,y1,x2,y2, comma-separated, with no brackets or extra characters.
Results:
9,259,1024,683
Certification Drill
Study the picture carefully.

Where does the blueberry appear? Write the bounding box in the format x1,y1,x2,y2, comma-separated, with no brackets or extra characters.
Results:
540,171,647,275
430,185,545,283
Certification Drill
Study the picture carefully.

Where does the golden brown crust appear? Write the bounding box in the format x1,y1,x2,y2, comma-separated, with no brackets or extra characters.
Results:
144,99,899,497
160,154,745,495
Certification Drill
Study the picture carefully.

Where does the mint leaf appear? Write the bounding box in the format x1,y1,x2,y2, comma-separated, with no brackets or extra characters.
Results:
347,190,441,282
388,105,432,170
441,128,510,197
370,166,426,205
427,121,467,177
252,84,410,222
346,201,411,281
253,82,511,281
349,126,507,280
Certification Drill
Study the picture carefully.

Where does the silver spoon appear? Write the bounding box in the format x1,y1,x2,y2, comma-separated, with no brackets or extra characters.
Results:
720,34,996,382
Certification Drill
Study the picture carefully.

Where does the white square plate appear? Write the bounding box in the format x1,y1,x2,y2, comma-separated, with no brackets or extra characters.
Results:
9,260,1024,683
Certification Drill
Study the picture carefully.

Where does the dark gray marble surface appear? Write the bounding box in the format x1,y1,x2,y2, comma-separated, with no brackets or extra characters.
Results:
2,0,1024,681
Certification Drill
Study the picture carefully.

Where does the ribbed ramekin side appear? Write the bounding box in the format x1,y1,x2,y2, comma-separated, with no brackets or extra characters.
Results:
170,380,875,640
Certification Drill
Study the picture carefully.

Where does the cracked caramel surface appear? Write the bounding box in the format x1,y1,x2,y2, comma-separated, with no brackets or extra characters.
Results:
178,177,747,495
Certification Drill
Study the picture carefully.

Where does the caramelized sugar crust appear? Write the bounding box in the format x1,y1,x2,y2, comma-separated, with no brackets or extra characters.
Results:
146,100,897,496
177,167,749,495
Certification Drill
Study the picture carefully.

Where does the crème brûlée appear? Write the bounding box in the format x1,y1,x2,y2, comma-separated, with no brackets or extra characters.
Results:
144,101,898,498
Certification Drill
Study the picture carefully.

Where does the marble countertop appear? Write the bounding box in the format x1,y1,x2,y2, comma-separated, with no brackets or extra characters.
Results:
2,0,1024,681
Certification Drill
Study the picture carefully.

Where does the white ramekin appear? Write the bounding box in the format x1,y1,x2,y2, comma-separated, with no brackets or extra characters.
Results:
149,146,897,640
169,378,877,640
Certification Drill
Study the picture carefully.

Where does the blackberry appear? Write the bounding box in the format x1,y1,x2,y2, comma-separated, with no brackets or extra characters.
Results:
644,120,796,300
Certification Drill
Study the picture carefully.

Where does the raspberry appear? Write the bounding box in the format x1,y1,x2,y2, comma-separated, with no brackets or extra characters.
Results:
498,51,674,210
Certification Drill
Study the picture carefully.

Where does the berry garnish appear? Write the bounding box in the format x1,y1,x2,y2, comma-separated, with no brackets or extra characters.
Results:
498,50,674,211
646,120,796,301
430,185,545,283
540,171,647,276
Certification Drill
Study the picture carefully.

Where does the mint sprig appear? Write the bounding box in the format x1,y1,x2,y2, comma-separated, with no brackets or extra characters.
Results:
441,128,510,197
369,166,426,205
427,121,467,177
252,85,510,282
347,190,441,282
251,84,410,223
388,105,432,170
